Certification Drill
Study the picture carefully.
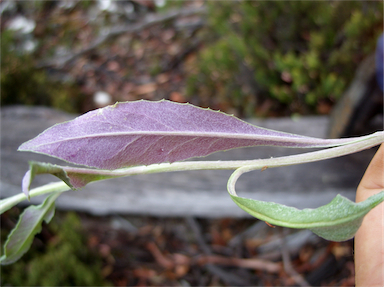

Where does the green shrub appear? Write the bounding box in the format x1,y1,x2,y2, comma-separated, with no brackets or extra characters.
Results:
186,1,383,117
1,30,83,113
1,211,110,286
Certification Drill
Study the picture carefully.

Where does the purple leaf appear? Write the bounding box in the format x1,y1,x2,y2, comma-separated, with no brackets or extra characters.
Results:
19,100,358,170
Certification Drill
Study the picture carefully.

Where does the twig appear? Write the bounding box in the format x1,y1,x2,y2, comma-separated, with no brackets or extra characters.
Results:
281,229,311,287
228,220,266,247
110,214,138,233
186,217,211,254
197,254,281,273
146,242,174,269
39,6,207,68
186,217,249,286
163,38,203,71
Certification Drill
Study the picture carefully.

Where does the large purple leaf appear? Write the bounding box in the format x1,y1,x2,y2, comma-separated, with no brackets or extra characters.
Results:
19,100,357,170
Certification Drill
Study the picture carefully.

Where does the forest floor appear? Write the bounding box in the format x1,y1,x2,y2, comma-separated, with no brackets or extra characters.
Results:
1,208,356,287
1,2,363,286
82,214,356,286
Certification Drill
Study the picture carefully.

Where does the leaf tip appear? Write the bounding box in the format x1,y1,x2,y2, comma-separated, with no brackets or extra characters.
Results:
17,143,27,152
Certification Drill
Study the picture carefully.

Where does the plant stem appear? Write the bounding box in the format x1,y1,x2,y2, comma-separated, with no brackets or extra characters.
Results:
0,182,70,214
67,130,383,179
226,131,383,196
1,130,383,214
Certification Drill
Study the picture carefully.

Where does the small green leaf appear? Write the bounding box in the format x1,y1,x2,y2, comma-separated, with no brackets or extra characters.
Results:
23,161,73,197
0,192,62,265
22,161,122,197
230,191,384,241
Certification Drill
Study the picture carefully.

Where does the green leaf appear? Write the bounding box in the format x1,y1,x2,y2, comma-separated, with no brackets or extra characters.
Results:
22,161,122,196
230,191,384,241
0,192,62,265
23,161,73,197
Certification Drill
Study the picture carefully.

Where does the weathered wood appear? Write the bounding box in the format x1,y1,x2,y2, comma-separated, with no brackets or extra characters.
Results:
328,54,383,138
0,106,376,217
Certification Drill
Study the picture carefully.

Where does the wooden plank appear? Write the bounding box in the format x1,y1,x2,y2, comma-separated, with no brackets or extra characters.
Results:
0,106,376,217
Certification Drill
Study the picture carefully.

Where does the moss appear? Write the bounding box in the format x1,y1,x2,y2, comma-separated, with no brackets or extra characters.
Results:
1,211,110,286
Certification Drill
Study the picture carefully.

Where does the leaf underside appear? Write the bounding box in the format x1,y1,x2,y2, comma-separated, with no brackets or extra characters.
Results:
18,100,358,170
10,99,384,265
230,191,384,241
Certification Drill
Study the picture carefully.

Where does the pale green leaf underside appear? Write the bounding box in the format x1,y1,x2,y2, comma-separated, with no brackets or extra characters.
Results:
230,191,384,241
0,192,61,265
22,161,120,194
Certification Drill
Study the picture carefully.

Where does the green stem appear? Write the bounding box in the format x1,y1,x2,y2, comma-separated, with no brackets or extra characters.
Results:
0,182,70,214
68,130,383,178
227,131,383,196
1,130,383,214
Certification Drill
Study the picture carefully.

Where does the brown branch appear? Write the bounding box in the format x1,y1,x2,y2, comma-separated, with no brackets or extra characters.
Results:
281,229,311,287
39,6,207,68
197,255,281,273
146,241,175,269
186,217,249,286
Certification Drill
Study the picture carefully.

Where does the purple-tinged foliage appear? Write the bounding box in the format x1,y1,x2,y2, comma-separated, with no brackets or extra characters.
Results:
18,100,359,170
1,100,383,265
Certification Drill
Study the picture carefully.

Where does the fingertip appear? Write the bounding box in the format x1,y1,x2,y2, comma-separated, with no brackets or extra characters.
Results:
356,144,384,203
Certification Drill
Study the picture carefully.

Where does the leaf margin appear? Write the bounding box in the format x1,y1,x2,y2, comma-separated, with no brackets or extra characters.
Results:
229,191,384,241
0,192,62,265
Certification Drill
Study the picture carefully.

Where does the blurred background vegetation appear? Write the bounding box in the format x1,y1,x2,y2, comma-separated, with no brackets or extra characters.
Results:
1,0,382,116
187,1,383,117
1,210,110,286
1,1,382,285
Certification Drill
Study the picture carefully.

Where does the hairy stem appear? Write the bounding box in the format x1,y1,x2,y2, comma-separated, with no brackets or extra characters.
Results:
1,130,383,214
226,131,383,195
0,182,70,214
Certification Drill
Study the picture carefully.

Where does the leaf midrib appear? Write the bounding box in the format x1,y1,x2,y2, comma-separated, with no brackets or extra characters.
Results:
19,130,350,150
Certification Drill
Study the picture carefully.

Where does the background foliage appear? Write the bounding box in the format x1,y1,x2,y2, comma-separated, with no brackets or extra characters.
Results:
1,2,382,285
1,1,382,117
1,29,84,113
186,1,383,117
1,210,110,286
